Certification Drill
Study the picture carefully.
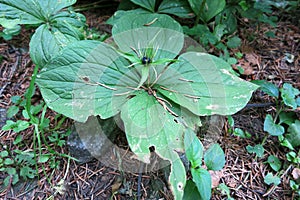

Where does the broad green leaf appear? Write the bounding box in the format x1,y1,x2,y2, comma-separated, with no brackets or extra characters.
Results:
285,120,300,148
131,0,156,12
264,173,281,186
30,12,85,67
112,13,184,60
204,143,225,171
120,91,186,199
183,180,201,200
280,83,300,109
251,80,279,98
157,52,258,116
278,135,294,150
184,128,204,168
264,114,285,136
188,0,226,23
191,168,211,200
4,158,14,165
36,40,140,122
266,155,281,172
0,0,76,28
106,9,151,25
158,0,194,18
246,144,264,158
279,112,296,125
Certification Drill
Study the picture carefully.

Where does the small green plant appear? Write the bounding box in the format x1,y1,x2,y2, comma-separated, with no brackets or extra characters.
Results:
34,12,257,199
1,1,259,199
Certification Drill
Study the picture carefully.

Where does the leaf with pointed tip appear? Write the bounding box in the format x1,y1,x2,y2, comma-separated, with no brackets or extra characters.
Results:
112,13,184,60
120,91,186,199
131,0,156,12
36,40,140,122
156,52,259,116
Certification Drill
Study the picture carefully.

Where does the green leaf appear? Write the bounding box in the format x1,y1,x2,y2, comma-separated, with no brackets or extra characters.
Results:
36,40,138,122
38,155,50,163
278,135,294,150
188,0,226,23
4,158,14,165
264,114,285,136
10,96,21,104
251,80,279,98
184,128,204,168
213,24,227,41
233,128,251,138
204,143,225,171
158,0,194,18
280,83,300,109
226,36,241,49
6,105,19,118
285,120,300,148
131,0,156,12
183,180,201,200
279,112,296,125
20,166,36,179
264,173,281,186
191,168,211,200
0,0,76,27
13,135,23,145
112,13,184,60
14,120,30,133
266,155,281,172
157,52,258,116
0,150,8,158
120,91,186,199
246,144,264,158
2,120,16,131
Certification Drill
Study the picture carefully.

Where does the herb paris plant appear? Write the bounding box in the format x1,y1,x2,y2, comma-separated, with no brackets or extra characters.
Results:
36,13,258,199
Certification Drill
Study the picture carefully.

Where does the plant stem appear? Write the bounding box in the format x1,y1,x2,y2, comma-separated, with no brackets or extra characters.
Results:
194,0,206,26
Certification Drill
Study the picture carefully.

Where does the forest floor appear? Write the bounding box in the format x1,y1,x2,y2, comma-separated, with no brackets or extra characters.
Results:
0,2,299,200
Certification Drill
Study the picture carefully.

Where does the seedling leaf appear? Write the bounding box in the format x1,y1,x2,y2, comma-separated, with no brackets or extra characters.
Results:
264,173,281,186
267,155,281,172
280,83,300,109
264,114,284,136
246,144,264,158
191,167,212,200
285,120,300,148
184,128,204,168
204,143,225,171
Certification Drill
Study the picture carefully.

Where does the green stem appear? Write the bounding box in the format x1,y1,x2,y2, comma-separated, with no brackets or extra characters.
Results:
194,0,206,26
25,64,39,122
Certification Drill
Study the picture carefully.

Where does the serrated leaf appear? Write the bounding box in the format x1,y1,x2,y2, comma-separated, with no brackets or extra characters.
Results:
246,144,264,158
204,143,225,171
157,52,258,116
285,120,300,148
191,168,211,200
264,114,285,136
267,155,281,172
264,173,281,186
184,128,204,168
251,80,279,98
158,0,194,18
